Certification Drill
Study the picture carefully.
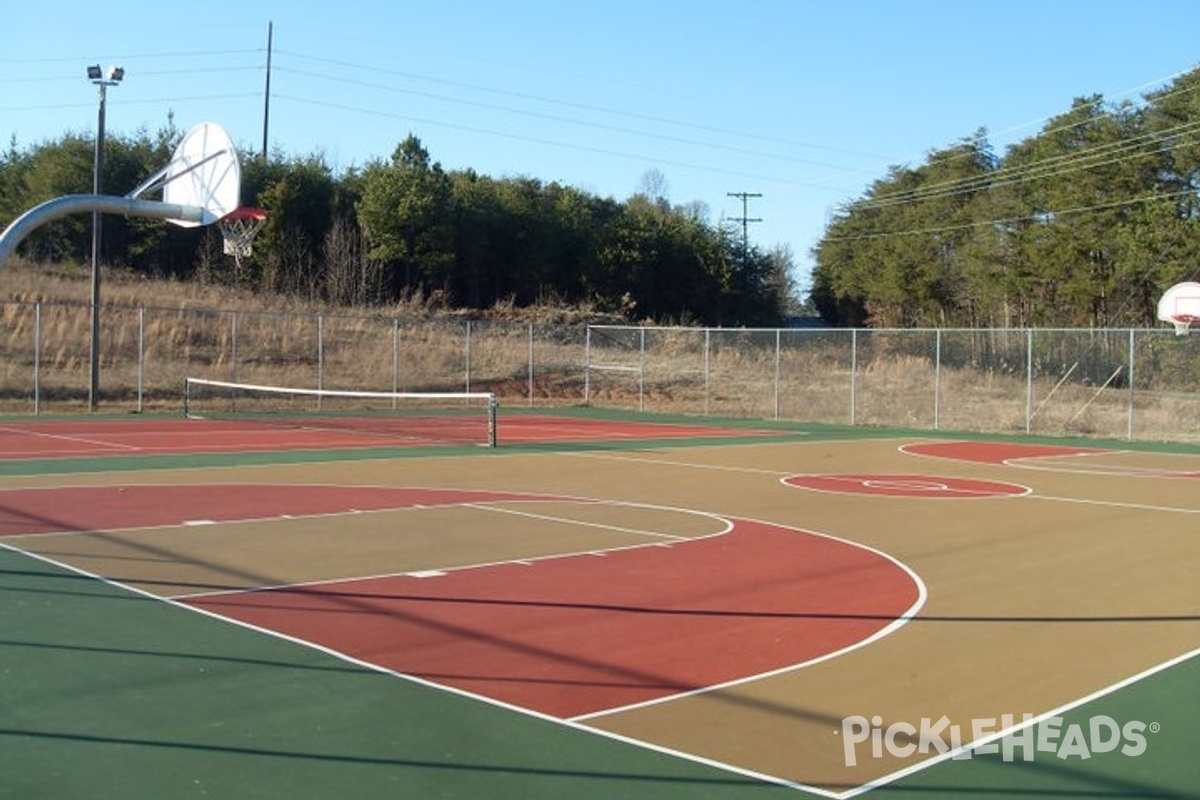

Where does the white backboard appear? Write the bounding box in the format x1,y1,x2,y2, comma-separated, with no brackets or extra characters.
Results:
162,123,241,227
1156,281,1200,324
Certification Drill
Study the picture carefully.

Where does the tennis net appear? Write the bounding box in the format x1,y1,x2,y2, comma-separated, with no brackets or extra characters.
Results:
183,378,498,448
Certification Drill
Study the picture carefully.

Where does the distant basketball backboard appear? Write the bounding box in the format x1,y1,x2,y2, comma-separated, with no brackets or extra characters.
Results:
1157,281,1200,335
162,122,241,227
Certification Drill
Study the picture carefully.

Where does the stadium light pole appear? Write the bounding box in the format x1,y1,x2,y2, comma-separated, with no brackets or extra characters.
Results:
87,64,123,410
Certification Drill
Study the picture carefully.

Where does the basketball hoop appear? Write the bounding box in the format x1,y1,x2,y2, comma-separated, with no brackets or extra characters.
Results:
1157,281,1200,336
1170,314,1197,336
218,207,267,267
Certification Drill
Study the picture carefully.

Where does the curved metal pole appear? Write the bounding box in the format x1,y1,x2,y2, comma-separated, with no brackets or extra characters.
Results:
0,194,208,267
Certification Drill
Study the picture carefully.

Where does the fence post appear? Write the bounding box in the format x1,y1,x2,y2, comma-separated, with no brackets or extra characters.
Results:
774,328,781,420
33,301,41,415
230,311,238,384
584,325,592,405
527,323,535,407
934,329,942,431
137,306,144,413
317,313,325,399
1127,328,1136,441
465,319,472,393
638,327,646,413
704,328,711,417
850,329,858,425
392,318,400,402
1025,328,1033,434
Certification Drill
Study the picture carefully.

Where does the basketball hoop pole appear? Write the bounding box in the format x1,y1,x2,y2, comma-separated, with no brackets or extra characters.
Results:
0,194,208,267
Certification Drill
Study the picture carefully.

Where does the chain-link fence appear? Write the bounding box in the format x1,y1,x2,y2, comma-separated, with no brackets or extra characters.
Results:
584,325,1200,443
2,301,1197,443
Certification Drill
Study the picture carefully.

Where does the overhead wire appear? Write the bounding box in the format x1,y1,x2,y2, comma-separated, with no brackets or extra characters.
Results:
274,92,797,186
2,38,1195,241
855,119,1200,211
853,81,1200,211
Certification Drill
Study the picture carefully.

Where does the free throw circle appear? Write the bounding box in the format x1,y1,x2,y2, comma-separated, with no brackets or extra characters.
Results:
783,473,1029,498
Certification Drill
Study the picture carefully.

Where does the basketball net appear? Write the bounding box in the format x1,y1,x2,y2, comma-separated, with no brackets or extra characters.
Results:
1170,315,1197,336
217,207,267,268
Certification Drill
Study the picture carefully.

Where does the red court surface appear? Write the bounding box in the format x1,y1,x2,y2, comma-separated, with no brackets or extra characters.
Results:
187,518,921,719
0,484,559,537
0,415,785,460
905,441,1200,477
902,440,1110,464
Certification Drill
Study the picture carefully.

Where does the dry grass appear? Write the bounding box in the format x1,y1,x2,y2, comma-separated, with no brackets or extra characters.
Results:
2,259,1197,443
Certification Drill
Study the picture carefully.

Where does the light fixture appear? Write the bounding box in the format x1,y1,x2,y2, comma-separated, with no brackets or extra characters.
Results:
87,65,124,84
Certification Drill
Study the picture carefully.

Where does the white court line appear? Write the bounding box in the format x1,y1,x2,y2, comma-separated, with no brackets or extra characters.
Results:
571,516,928,723
898,440,1200,480
173,500,733,600
0,425,141,451
158,502,927,800
462,502,693,542
840,646,1200,799
1027,493,1200,515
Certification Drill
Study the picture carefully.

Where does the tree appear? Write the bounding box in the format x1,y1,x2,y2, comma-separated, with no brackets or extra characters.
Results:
255,155,339,298
357,135,453,301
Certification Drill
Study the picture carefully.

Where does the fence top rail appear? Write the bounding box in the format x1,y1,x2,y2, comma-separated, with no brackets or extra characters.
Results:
585,324,1168,334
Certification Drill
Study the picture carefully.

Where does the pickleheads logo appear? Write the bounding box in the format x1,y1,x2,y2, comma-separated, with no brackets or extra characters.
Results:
840,714,1156,767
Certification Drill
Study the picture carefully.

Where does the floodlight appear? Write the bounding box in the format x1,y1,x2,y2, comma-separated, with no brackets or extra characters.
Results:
109,66,124,82
87,64,102,80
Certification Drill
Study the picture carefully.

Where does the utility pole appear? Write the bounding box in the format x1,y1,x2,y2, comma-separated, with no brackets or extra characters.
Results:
726,191,762,261
262,21,273,160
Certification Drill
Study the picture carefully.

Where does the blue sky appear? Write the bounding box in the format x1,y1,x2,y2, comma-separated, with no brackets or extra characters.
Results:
3,1,1198,288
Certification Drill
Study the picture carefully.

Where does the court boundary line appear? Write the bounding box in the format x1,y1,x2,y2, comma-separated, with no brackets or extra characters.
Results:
899,440,1200,480
0,424,143,452
570,514,928,722
10,523,1192,800
4,436,1196,797
0,482,572,540
0,519,880,799
174,504,923,799
842,646,1200,799
1025,493,1200,515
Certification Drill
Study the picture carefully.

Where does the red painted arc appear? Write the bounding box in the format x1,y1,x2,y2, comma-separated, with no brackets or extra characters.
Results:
189,515,919,718
2,483,920,718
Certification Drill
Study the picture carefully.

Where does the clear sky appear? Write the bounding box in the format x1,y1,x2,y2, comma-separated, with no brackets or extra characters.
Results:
3,0,1198,288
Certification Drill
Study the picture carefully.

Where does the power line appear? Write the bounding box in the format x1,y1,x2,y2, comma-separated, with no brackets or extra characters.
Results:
823,189,1194,243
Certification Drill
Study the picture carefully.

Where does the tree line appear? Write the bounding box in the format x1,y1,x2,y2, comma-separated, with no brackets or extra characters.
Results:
0,121,795,326
811,65,1200,329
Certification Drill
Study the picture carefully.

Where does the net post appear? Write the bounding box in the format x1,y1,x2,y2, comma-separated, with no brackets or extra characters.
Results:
487,394,499,448
182,377,190,418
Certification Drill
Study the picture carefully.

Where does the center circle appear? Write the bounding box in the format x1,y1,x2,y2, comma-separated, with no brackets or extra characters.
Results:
783,473,1029,498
